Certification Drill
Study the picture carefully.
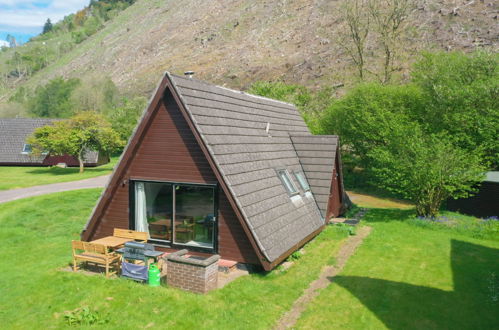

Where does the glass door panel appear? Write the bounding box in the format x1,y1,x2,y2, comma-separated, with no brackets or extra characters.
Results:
174,185,215,248
135,182,173,242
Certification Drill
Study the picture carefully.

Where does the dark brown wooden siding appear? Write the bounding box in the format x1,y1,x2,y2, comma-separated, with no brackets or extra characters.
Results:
87,91,259,264
327,154,342,219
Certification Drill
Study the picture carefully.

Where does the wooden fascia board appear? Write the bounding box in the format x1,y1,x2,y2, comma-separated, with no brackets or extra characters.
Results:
81,75,169,241
164,74,271,270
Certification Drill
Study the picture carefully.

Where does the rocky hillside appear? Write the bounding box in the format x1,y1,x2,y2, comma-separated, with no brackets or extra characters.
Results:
1,0,498,109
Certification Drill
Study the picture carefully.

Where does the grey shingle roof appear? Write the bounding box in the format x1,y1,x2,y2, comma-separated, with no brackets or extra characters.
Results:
290,134,338,218
169,74,326,262
0,118,56,164
0,118,99,165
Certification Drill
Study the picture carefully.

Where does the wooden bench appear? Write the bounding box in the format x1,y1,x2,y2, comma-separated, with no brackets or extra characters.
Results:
72,241,121,278
113,228,148,242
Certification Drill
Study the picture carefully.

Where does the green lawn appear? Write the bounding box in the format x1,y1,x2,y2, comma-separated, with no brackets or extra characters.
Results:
0,156,118,190
1,189,497,328
0,189,349,328
296,209,499,329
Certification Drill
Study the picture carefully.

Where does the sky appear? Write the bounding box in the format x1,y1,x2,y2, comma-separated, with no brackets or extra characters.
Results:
0,0,89,43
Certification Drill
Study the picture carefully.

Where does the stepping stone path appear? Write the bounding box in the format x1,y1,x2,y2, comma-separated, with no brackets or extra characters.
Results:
275,210,371,330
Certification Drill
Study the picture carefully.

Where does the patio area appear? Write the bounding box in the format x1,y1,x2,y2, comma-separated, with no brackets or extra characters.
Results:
70,228,247,293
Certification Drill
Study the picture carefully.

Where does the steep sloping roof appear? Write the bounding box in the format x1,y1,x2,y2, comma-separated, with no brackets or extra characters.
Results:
82,72,345,268
290,134,339,218
0,118,99,164
168,73,325,263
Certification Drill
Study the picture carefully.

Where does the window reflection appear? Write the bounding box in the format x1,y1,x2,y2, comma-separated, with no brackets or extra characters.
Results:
134,181,215,249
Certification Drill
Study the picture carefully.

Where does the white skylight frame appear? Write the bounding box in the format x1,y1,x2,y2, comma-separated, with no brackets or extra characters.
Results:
277,169,299,196
293,171,310,192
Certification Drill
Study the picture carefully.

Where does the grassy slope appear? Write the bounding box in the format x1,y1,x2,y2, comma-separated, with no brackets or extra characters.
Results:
0,189,349,328
296,209,499,329
0,156,118,190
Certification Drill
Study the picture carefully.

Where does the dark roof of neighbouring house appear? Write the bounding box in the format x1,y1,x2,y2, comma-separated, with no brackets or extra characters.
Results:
485,172,499,183
0,118,99,164
0,118,56,164
168,73,339,262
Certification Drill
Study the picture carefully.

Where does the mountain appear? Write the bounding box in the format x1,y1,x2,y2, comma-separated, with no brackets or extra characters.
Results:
0,0,497,115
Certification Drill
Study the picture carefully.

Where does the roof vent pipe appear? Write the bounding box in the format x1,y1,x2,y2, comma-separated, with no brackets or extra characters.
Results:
265,122,271,137
184,71,195,78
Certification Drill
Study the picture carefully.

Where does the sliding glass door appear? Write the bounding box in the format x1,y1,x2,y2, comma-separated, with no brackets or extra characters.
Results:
132,180,216,250
135,182,173,241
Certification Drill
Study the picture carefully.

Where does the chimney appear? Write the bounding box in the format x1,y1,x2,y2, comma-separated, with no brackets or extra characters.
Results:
184,71,195,78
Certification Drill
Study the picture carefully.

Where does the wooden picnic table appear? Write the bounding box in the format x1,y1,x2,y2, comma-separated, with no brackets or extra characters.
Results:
90,236,133,249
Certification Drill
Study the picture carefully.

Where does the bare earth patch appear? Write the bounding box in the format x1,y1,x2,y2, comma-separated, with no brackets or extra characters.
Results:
275,226,372,329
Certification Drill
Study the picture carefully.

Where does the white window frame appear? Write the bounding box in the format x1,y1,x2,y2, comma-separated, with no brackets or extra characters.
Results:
21,143,32,154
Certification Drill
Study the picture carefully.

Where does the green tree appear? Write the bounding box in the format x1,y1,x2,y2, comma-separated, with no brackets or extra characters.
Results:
28,77,80,117
368,130,485,217
42,18,53,34
28,111,124,173
71,75,118,111
412,51,499,168
320,82,424,165
104,96,146,143
248,81,335,133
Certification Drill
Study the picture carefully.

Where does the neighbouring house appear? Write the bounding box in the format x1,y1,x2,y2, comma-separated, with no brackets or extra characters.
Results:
0,118,109,167
81,72,348,270
447,172,499,218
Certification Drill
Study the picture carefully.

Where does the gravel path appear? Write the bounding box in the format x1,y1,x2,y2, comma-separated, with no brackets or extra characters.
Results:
275,226,372,329
0,175,110,204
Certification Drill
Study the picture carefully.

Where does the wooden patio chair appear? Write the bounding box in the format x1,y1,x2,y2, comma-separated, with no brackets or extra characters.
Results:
113,228,148,242
72,240,121,278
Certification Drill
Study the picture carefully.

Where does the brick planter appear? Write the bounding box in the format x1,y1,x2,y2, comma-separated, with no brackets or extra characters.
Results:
166,249,220,294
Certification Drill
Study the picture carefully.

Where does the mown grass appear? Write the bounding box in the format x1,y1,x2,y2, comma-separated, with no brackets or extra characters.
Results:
0,156,118,190
295,208,499,329
0,189,349,328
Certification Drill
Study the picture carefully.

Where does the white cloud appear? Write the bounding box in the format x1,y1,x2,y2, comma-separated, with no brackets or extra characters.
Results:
0,0,89,30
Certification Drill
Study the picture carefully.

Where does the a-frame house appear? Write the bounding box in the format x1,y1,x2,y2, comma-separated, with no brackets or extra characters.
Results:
82,72,347,270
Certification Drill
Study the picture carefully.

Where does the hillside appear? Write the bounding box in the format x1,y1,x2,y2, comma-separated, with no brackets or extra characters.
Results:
0,0,498,116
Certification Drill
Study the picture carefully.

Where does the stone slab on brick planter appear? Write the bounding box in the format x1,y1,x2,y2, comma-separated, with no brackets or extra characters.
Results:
166,249,220,294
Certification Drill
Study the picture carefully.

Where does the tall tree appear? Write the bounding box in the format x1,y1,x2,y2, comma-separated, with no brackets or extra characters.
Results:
368,0,412,83
28,111,124,173
28,77,80,117
338,0,414,83
369,130,485,217
42,18,53,34
339,0,370,80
